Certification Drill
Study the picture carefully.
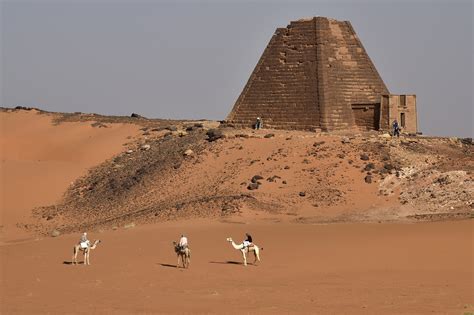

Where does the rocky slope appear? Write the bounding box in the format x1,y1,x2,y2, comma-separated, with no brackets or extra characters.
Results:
27,118,473,235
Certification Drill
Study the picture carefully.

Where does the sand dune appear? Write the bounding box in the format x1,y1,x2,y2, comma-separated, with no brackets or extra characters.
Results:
0,110,140,242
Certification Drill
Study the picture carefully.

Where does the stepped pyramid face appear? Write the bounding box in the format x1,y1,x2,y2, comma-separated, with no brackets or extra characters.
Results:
227,17,390,131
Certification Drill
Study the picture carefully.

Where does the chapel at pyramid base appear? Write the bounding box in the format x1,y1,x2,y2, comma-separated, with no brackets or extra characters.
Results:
226,17,417,134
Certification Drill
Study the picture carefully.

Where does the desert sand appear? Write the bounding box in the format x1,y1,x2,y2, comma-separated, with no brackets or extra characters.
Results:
0,109,472,314
1,220,472,314
0,110,140,242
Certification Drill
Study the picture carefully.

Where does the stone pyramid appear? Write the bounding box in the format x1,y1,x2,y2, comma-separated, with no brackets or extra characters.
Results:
227,17,389,131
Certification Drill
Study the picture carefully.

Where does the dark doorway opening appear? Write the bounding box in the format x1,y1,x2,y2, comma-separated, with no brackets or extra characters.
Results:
400,112,406,128
351,104,380,130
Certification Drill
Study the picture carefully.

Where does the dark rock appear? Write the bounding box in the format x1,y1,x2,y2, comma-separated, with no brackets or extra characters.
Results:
299,191,306,197
284,166,290,170
251,175,264,183
364,175,372,184
461,138,473,145
313,141,325,147
247,183,259,190
15,106,34,110
364,163,375,171
206,129,224,142
264,133,275,138
282,180,287,184
194,123,204,128
131,113,144,118
165,126,178,132
383,163,394,170
185,126,194,132
360,154,370,161
267,175,281,182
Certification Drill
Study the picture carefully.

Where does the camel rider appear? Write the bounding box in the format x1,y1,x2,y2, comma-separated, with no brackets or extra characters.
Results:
242,233,254,248
178,234,188,250
79,232,90,249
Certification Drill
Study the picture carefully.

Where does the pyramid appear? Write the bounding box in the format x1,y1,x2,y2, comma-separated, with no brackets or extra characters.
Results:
227,17,390,131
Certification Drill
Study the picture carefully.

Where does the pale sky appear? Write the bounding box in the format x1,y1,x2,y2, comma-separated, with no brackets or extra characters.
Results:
1,0,472,137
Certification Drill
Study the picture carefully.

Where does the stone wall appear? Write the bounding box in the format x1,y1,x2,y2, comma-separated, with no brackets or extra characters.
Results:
227,17,389,131
385,95,418,133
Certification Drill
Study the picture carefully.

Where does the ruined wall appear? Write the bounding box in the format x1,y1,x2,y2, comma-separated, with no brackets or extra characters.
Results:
386,95,417,133
227,17,389,131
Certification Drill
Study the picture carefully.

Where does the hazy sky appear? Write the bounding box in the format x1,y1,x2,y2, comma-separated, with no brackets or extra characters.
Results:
2,0,472,137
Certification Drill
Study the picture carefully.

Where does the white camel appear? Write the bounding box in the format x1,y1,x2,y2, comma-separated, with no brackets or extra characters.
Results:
72,240,101,265
173,241,191,268
226,237,261,266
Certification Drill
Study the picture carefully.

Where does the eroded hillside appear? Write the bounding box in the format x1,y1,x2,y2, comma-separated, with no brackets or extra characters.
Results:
28,122,473,235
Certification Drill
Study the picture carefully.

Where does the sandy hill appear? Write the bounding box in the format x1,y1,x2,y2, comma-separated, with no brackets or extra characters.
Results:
2,108,469,237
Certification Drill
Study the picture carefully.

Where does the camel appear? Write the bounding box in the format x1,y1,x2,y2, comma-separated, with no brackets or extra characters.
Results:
226,237,261,266
173,241,191,268
72,240,101,265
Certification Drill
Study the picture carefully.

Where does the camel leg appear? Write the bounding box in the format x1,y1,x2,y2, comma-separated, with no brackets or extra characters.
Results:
73,247,77,265
177,254,181,268
242,250,247,266
254,247,260,263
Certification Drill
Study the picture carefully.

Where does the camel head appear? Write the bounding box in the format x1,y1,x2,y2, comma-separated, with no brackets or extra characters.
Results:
90,240,101,249
226,237,233,242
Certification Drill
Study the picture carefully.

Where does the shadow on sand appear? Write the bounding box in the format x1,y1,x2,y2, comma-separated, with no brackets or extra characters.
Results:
209,260,245,265
158,263,178,268
63,261,84,265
